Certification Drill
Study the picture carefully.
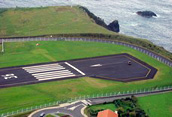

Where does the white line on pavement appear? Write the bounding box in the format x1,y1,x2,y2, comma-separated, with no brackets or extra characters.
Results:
65,62,85,75
24,67,65,73
33,72,74,79
23,63,62,69
38,74,76,81
23,65,64,70
32,70,70,75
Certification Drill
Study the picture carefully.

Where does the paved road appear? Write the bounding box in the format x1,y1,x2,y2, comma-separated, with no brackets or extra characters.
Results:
30,101,91,117
29,88,172,117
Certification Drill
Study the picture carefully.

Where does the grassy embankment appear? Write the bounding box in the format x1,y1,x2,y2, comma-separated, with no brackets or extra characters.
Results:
0,6,113,37
0,41,172,114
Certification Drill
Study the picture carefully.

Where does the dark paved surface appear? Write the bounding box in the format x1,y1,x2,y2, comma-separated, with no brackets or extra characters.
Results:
0,68,37,87
0,53,157,88
68,53,157,82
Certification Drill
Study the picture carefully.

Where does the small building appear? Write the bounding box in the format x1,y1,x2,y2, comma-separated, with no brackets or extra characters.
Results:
97,109,118,117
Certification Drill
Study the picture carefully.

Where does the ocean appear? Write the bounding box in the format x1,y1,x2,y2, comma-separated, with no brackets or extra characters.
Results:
0,0,172,52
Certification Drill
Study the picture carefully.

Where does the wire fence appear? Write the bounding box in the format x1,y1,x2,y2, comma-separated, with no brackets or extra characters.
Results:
1,37,172,67
0,85,172,117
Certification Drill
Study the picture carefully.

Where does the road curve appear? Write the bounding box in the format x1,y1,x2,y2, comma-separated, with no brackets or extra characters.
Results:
29,88,172,117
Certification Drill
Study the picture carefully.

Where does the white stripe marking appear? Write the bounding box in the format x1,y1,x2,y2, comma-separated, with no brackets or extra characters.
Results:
23,63,62,69
23,65,64,70
33,72,74,78
24,67,65,73
32,70,70,75
35,73,75,79
38,74,76,81
65,62,85,75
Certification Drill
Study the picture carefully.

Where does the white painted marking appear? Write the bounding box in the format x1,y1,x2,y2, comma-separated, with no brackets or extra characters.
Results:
23,63,62,69
68,104,84,111
32,70,70,76
65,62,85,75
36,74,75,79
1,74,18,80
33,72,74,78
38,74,76,81
23,65,64,70
24,67,65,73
81,100,92,105
90,64,102,67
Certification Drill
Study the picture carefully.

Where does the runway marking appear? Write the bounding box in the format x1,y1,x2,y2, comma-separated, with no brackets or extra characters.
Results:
32,70,72,76
1,74,18,80
90,64,102,67
38,74,76,81
23,63,65,73
24,67,65,73
23,63,62,69
23,65,64,70
33,72,74,78
22,63,78,81
65,62,85,75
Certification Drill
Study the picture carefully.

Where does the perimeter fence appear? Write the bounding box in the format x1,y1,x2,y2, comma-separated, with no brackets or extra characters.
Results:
1,37,172,67
0,85,172,117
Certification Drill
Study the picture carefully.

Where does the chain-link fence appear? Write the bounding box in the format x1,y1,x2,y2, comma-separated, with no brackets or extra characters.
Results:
0,85,172,117
1,37,172,67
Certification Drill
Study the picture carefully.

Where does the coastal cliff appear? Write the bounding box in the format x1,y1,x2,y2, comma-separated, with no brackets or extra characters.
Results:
79,6,119,33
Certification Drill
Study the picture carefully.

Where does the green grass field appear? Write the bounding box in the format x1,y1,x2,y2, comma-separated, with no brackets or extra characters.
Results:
138,92,172,117
88,103,116,112
0,41,172,114
0,6,113,37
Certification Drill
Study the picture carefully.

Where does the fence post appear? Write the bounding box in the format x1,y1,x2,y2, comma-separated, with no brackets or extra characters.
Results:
1,39,4,53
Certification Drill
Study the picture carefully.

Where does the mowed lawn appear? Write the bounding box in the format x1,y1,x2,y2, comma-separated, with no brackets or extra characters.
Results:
0,41,172,114
0,6,113,37
138,92,172,117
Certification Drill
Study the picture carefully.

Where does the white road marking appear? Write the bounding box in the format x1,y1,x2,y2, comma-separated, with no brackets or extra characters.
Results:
81,100,92,105
68,104,84,111
65,62,85,75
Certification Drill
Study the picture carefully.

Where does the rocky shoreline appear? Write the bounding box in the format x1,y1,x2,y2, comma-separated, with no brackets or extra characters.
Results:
79,6,119,33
